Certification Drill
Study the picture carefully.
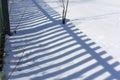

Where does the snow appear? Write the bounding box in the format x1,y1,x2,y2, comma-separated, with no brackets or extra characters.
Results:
4,0,120,80
45,0,120,61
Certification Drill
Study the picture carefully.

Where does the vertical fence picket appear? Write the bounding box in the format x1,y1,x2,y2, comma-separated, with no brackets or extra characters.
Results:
0,0,10,72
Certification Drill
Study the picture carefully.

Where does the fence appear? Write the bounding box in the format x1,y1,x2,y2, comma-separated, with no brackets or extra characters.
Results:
0,0,10,71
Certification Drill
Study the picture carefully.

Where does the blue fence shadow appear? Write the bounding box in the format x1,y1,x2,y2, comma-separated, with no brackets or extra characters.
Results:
5,0,120,80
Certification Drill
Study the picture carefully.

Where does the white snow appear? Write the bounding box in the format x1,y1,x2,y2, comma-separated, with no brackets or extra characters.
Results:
4,0,120,80
45,0,120,62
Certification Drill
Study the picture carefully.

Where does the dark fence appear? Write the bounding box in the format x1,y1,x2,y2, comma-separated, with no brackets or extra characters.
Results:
0,0,10,71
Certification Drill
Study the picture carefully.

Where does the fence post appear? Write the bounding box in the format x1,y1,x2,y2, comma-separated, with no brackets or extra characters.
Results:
0,0,10,72
1,0,11,35
0,0,10,79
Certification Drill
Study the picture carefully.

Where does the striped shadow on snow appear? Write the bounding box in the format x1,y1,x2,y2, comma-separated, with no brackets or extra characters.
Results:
4,0,120,80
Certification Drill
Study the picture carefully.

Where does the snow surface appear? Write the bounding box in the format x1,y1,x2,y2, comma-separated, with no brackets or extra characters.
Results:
46,0,120,62
4,0,120,80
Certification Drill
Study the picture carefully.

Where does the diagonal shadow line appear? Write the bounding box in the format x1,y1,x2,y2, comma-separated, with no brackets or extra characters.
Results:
12,46,84,78
31,0,120,79
9,24,62,40
62,24,120,79
11,31,69,51
6,0,120,80
13,52,92,78
60,56,118,80
12,27,66,43
12,38,76,64
32,0,55,21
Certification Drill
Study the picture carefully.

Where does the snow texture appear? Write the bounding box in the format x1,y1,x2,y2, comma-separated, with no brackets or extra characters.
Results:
4,0,120,80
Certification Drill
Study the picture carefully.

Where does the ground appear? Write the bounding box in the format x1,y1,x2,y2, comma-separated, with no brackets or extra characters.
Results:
4,0,120,80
